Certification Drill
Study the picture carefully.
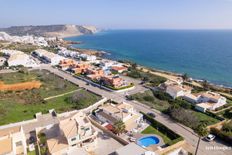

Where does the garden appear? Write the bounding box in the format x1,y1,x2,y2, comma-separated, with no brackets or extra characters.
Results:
130,90,221,132
141,112,184,146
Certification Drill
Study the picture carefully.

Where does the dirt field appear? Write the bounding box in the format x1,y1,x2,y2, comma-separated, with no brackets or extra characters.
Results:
0,81,41,91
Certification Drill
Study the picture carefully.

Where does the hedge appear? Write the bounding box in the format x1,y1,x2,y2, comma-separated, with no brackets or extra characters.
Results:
205,110,225,121
141,112,184,146
210,127,232,146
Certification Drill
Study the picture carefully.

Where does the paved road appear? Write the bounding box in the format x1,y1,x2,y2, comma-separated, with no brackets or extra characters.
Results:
39,65,232,155
1,66,231,155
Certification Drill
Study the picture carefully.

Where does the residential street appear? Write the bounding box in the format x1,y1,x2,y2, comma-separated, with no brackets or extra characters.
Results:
39,65,232,155
1,65,230,155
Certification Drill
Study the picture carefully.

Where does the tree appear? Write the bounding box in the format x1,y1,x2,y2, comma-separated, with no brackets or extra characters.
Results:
202,80,210,90
142,76,149,82
194,123,208,155
182,73,189,81
131,63,137,69
18,67,29,74
195,123,208,137
113,120,126,135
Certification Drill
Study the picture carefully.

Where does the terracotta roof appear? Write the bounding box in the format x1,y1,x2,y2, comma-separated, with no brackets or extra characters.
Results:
111,66,127,71
59,118,78,139
47,136,68,154
0,138,12,155
0,126,21,137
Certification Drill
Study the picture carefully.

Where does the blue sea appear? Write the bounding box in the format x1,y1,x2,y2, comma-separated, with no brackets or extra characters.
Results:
65,30,232,87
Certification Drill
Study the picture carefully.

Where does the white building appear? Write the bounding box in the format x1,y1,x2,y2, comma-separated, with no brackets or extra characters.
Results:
80,54,96,62
0,49,38,67
46,111,98,155
164,80,192,99
33,49,65,65
0,32,48,46
58,49,79,59
195,91,227,112
0,126,27,155
96,102,143,131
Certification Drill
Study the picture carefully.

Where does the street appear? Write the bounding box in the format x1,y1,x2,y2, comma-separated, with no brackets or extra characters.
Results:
1,65,231,155
39,65,232,155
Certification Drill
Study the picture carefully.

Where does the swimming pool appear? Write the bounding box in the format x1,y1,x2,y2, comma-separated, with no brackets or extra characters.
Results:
137,136,160,147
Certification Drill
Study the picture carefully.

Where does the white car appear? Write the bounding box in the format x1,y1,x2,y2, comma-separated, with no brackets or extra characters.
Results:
205,134,216,141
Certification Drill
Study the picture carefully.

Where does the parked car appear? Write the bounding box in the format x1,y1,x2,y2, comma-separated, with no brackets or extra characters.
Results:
205,134,216,142
147,112,156,118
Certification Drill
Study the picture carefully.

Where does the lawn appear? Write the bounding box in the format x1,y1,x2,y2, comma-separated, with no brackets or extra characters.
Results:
141,125,172,144
0,89,101,125
132,90,220,127
0,70,79,98
130,90,170,112
192,110,220,125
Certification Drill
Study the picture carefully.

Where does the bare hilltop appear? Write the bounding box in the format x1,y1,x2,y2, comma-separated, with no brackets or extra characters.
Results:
0,24,98,38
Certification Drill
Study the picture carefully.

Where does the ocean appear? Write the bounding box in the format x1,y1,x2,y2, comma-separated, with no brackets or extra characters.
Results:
65,30,232,87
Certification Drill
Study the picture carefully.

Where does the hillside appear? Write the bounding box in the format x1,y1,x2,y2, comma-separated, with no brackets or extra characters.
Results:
0,24,98,38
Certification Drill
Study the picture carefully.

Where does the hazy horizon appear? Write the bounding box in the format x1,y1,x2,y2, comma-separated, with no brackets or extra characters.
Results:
1,0,232,29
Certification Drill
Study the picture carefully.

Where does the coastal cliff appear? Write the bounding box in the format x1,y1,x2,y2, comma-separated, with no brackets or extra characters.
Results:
0,24,98,38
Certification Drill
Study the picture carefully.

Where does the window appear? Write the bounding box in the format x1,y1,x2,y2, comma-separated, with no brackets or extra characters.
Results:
71,144,76,147
16,141,22,147
71,137,76,141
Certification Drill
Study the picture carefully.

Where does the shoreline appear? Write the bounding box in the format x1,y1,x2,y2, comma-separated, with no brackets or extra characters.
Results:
63,34,232,90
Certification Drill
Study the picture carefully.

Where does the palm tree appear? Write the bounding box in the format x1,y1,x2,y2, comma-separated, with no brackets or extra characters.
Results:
182,73,189,81
113,120,126,135
194,124,208,155
202,80,210,90
131,63,137,69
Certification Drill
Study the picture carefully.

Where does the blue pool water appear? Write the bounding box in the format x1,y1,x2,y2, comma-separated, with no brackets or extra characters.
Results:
137,136,160,147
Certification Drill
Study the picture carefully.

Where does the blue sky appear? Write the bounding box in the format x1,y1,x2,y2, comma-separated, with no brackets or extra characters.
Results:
0,0,232,29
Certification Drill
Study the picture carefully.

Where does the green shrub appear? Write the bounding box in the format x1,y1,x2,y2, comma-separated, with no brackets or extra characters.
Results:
152,91,172,101
143,95,154,102
141,112,183,145
167,137,184,146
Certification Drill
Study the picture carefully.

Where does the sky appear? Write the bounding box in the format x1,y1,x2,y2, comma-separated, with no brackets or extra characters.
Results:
0,0,232,29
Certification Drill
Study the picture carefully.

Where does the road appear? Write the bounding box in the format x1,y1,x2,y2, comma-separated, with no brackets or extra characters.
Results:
39,65,232,155
1,65,231,155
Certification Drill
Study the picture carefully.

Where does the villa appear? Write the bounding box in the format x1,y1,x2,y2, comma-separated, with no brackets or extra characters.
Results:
58,59,77,70
95,102,142,131
195,92,227,112
100,75,126,88
70,62,90,74
86,67,104,80
111,66,128,73
45,111,98,155
0,126,27,155
162,80,192,99
80,54,96,62
183,91,227,112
